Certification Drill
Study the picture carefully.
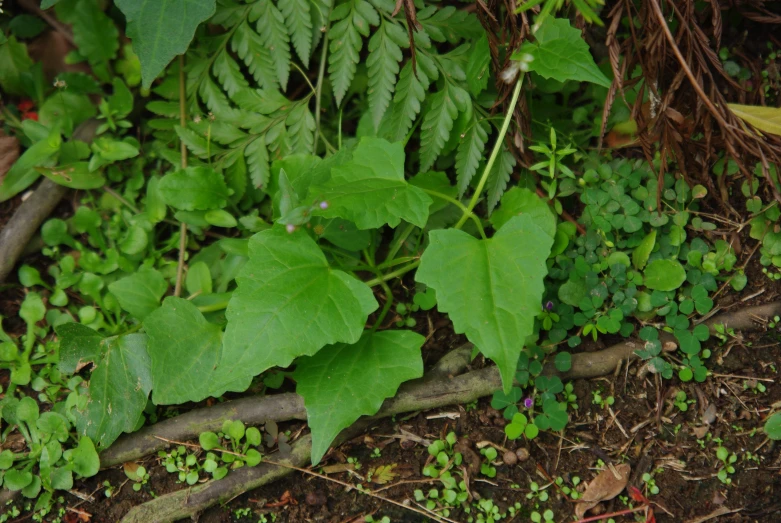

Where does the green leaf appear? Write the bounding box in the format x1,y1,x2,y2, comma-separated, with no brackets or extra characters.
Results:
159,166,230,211
644,259,686,291
3,469,33,491
55,0,119,66
632,230,656,270
513,18,610,87
280,0,313,66
383,55,436,142
245,137,270,189
212,226,378,395
0,131,62,202
295,330,425,465
419,83,468,172
367,21,407,130
310,138,432,229
455,115,489,197
765,412,781,440
186,261,213,295
66,436,100,478
727,104,781,136
416,215,553,393
212,50,249,98
36,162,106,190
108,268,169,320
144,297,222,404
329,0,377,105
485,149,516,216
466,32,491,96
490,188,556,238
251,0,291,90
231,22,280,91
116,0,216,88
56,325,152,449
0,35,33,95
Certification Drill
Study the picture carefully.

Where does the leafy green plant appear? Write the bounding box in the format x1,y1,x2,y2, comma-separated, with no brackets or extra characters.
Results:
715,446,737,485
198,420,263,479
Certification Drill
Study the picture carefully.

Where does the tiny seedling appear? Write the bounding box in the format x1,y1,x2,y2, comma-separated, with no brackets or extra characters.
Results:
715,446,738,485
592,390,615,409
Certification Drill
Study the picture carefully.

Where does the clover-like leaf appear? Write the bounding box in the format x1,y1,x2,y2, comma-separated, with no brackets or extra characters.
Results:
144,297,223,404
211,226,378,396
644,259,686,291
295,330,424,465
416,215,553,393
56,324,151,449
309,137,432,229
513,18,610,87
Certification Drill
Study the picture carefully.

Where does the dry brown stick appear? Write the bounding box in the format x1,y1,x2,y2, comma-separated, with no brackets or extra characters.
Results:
0,120,99,283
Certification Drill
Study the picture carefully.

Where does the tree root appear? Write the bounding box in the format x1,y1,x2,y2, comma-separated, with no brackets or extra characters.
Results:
0,120,99,283
109,301,780,521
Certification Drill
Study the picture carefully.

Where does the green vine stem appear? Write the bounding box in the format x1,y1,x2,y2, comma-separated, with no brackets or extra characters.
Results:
454,76,525,230
421,188,486,238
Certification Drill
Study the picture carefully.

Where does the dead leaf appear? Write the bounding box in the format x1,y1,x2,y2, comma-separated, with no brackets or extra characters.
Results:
575,463,631,519
728,104,781,136
0,134,20,185
370,464,398,485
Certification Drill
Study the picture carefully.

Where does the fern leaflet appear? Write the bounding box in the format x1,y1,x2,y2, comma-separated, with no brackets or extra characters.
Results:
419,83,468,172
329,0,378,105
456,114,489,197
281,0,313,67
383,53,437,143
366,21,407,131
245,136,270,189
251,0,291,90
231,21,278,91
213,51,249,97
486,148,516,216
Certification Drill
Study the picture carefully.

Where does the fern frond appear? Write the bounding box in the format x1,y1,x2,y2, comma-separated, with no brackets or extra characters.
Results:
191,120,248,145
419,83,469,172
175,125,214,158
280,0,313,67
329,0,378,105
265,121,291,163
366,21,407,131
251,0,291,90
198,77,243,123
383,53,437,142
286,104,316,155
417,5,482,44
456,115,490,197
213,51,249,97
231,88,289,115
231,22,278,91
245,136,270,189
309,0,332,53
486,148,516,216
146,101,181,118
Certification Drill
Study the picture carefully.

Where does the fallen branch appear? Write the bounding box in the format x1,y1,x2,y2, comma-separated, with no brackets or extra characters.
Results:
0,120,99,283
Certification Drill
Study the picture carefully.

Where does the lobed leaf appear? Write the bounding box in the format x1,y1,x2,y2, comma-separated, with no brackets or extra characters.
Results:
295,330,424,465
416,215,553,393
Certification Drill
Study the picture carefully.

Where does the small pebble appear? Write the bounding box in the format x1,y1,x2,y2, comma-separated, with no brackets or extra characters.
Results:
503,450,518,466
515,448,530,462
305,491,327,506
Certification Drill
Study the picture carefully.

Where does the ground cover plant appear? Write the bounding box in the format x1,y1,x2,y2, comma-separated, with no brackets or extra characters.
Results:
1,0,781,522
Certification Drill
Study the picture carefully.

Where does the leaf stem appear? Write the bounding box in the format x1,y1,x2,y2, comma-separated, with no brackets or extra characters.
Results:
364,260,420,287
313,11,332,155
420,188,486,239
454,76,524,229
384,223,416,264
373,281,394,331
174,55,188,298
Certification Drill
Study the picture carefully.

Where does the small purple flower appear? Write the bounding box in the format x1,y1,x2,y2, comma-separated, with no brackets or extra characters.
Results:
523,397,534,409
285,224,296,234
545,301,554,311
319,200,329,210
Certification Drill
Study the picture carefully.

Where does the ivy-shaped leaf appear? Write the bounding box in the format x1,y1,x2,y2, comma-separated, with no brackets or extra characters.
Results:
280,0,313,67
56,324,151,449
107,268,169,320
419,83,468,172
310,137,432,229
144,297,222,404
383,55,436,142
295,330,424,465
57,0,119,67
250,0,291,90
416,215,553,393
366,21,407,130
455,114,489,197
211,226,378,395
115,0,216,88
485,148,517,216
513,17,610,87
158,166,230,211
